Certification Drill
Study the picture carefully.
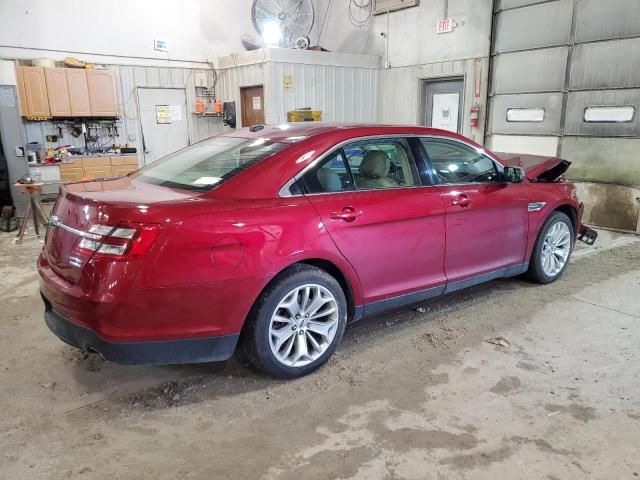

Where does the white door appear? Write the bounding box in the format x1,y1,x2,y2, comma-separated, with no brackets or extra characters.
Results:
138,88,189,165
423,78,464,134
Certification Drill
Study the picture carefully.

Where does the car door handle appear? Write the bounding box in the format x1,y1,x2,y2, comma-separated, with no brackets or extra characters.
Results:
450,194,471,207
330,207,363,222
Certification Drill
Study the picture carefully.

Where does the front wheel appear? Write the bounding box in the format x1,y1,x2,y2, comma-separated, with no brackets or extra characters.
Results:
527,211,574,284
240,265,347,379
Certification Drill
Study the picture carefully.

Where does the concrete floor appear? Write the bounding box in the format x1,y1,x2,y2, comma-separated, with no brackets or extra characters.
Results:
0,227,638,479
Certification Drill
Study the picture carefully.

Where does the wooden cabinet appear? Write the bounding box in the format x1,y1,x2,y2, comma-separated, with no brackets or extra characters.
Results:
87,69,118,116
81,157,112,179
66,69,92,116
15,66,119,118
110,155,138,177
44,67,72,117
83,165,113,178
59,162,85,182
15,67,28,116
17,66,50,117
58,156,138,182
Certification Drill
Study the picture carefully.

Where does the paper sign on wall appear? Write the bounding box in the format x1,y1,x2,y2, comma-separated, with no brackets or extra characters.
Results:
169,104,182,121
283,74,294,91
156,104,182,124
156,105,171,124
252,96,262,110
432,93,460,133
154,39,168,52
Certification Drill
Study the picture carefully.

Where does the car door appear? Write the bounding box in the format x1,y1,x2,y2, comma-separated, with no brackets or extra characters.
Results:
418,137,529,288
299,137,447,309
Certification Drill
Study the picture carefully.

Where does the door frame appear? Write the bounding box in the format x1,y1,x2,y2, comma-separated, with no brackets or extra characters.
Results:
239,84,265,128
419,76,465,133
136,86,191,166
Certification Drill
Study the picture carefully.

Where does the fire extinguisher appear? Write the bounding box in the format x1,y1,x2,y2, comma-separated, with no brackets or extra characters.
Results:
470,103,480,129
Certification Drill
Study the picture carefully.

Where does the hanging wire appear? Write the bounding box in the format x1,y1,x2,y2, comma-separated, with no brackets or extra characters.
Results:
348,0,373,28
206,60,219,99
317,0,334,45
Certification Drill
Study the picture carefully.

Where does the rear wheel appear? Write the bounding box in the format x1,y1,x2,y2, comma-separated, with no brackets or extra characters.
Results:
240,265,347,378
527,211,574,284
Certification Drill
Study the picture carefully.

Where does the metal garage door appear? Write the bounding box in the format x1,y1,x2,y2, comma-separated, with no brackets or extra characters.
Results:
487,0,640,232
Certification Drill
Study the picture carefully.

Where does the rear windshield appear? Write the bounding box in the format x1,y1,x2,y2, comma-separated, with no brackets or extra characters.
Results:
133,136,288,191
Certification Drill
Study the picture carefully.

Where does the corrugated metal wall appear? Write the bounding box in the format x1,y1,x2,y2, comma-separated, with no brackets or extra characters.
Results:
216,58,377,127
488,0,640,232
377,57,489,144
22,64,223,163
217,62,266,128
267,61,377,125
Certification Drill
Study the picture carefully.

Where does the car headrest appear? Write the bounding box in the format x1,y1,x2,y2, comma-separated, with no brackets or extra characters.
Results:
359,150,389,179
317,167,342,192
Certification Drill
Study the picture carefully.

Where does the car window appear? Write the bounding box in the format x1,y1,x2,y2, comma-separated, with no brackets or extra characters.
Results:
134,136,288,192
420,138,500,184
300,138,420,194
301,150,355,194
344,138,419,190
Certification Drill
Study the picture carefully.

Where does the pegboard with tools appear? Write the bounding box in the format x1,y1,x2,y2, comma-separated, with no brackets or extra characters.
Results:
48,118,124,153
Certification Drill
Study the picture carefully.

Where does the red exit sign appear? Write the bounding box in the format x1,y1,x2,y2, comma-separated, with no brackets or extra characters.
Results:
436,18,456,34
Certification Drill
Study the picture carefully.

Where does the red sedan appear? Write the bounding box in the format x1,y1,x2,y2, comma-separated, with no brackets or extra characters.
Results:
39,124,597,378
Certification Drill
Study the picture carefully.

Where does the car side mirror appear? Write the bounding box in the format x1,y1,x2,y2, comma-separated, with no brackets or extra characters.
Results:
503,166,525,183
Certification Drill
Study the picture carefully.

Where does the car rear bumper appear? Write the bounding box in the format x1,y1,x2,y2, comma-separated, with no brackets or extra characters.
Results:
44,303,239,365
38,252,267,343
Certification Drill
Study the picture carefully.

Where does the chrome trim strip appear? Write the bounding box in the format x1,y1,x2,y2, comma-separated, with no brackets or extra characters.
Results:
48,216,102,240
278,133,505,198
296,184,438,198
528,202,546,212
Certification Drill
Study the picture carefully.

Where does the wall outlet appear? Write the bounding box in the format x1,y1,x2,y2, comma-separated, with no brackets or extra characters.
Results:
128,133,136,142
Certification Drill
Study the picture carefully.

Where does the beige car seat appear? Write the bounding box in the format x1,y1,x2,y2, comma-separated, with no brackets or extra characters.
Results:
355,150,399,189
317,167,342,192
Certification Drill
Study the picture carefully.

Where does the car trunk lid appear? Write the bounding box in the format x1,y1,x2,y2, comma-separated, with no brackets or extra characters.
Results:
44,177,197,284
496,153,571,182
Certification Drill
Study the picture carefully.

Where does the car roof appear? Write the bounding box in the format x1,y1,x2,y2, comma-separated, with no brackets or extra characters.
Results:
223,122,469,145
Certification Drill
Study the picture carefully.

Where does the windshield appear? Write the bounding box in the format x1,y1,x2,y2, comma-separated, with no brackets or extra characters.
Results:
133,137,288,191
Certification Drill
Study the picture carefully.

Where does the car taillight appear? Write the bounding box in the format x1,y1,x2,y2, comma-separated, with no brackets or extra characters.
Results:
73,222,160,261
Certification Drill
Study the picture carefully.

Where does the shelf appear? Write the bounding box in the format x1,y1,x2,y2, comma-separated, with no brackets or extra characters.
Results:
192,112,223,117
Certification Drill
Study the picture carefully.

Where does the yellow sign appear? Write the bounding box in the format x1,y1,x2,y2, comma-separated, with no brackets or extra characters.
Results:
155,105,171,124
283,74,294,91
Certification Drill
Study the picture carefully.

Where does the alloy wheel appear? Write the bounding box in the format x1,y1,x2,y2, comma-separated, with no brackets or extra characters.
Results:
541,222,571,277
268,284,339,368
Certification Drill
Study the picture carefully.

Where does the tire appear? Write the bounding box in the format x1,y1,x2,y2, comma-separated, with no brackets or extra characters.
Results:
527,211,574,284
240,264,347,379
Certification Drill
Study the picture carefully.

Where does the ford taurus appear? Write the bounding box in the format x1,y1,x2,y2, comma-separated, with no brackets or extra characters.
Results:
39,124,597,378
